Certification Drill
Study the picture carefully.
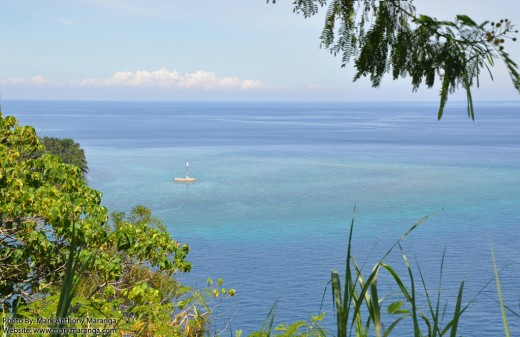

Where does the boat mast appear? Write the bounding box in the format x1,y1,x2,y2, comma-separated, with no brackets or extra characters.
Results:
174,160,196,183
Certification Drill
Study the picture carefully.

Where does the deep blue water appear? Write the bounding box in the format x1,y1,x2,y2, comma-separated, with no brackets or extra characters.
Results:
3,100,520,336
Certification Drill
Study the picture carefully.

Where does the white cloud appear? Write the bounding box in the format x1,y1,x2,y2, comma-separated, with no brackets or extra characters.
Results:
241,79,266,90
3,77,28,85
76,68,268,90
4,69,268,91
3,76,50,85
79,69,180,87
30,76,49,85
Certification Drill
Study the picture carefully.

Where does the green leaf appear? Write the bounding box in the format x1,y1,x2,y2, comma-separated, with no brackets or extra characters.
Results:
387,301,404,314
456,14,477,27
438,74,450,120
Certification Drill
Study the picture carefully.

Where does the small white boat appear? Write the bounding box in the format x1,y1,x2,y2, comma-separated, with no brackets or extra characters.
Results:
174,161,196,183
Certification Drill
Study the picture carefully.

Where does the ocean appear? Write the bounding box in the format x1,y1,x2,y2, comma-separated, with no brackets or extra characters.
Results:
3,100,520,336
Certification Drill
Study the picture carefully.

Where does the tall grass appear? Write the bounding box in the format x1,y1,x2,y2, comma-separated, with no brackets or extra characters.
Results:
7,210,517,337
492,249,520,337
251,211,519,337
330,212,470,337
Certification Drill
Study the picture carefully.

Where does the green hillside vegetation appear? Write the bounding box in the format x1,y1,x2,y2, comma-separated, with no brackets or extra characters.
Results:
0,113,234,336
40,137,89,175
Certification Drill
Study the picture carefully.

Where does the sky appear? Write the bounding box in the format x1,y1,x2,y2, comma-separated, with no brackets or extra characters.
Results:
1,0,520,101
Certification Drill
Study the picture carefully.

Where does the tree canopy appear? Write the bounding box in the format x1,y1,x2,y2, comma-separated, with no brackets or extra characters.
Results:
270,0,520,119
0,114,107,306
41,137,88,174
0,113,200,335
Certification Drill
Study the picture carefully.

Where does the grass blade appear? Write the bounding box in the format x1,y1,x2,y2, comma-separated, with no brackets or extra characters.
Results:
448,280,465,337
260,299,279,337
398,244,422,336
492,247,511,337
381,215,431,262
352,261,382,337
331,270,346,337
334,206,358,337
415,248,447,337
53,221,79,336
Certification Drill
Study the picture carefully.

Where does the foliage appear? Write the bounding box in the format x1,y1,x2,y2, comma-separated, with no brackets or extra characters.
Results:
331,213,469,337
247,301,327,337
0,112,107,308
56,206,194,336
273,312,327,337
0,112,237,337
251,212,479,337
3,272,235,337
40,137,88,174
173,277,236,337
268,0,520,119
0,112,200,336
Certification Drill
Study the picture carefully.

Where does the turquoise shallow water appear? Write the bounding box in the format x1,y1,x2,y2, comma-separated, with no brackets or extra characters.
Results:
4,100,520,335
